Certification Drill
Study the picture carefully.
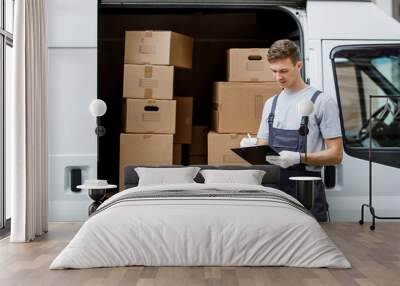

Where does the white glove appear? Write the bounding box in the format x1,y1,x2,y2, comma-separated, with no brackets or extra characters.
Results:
266,151,301,168
240,135,257,148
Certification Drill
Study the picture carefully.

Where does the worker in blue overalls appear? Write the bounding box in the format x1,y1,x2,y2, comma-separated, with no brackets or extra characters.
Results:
257,39,343,221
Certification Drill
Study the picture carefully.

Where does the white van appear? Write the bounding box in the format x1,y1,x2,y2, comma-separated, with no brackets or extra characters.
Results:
47,0,400,221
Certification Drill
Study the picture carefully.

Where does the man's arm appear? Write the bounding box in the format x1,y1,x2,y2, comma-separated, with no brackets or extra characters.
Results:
256,138,268,145
300,137,343,165
256,99,271,146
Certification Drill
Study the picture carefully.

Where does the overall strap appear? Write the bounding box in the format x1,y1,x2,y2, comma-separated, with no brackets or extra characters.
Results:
310,90,323,126
310,90,322,104
267,94,280,125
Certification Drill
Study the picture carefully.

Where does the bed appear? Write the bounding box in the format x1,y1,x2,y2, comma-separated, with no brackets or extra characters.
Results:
50,165,351,269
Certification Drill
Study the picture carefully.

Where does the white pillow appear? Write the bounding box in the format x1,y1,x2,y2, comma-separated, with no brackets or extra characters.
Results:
200,169,266,185
135,167,201,186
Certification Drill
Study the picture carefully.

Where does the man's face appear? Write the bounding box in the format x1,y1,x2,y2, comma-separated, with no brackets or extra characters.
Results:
269,57,302,89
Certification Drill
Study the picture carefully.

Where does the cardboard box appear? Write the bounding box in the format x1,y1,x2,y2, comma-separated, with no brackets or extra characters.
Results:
119,133,173,187
212,82,281,133
208,131,254,166
124,31,193,69
189,126,209,156
173,143,182,165
174,97,193,144
227,48,274,82
123,99,176,134
189,155,207,165
123,64,173,100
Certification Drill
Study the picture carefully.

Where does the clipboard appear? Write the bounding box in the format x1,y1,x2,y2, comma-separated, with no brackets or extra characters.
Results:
231,145,279,165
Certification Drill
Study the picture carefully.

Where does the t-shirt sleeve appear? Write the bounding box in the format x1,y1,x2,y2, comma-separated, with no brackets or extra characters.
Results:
257,99,272,139
318,96,343,139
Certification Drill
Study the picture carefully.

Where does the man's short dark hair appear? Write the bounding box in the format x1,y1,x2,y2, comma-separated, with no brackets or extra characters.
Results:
267,39,301,64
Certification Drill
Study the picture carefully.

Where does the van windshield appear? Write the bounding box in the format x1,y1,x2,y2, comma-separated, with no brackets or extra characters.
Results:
332,45,400,149
371,56,400,91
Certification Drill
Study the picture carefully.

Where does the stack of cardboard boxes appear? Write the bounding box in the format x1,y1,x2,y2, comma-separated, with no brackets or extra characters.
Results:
120,31,194,186
208,48,281,165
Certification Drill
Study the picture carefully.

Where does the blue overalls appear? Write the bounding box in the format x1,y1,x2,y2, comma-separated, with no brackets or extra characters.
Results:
268,90,328,221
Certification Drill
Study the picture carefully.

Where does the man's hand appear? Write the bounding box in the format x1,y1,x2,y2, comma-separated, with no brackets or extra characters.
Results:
266,151,300,168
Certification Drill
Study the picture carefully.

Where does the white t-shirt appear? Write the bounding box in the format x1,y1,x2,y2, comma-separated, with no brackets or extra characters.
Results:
257,85,342,171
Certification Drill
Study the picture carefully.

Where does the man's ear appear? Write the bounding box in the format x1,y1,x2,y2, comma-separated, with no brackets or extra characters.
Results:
296,61,303,70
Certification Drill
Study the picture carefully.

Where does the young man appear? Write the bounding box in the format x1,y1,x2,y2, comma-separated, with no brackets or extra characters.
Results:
257,39,343,221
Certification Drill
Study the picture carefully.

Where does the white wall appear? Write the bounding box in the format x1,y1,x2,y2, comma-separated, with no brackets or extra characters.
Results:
47,0,98,221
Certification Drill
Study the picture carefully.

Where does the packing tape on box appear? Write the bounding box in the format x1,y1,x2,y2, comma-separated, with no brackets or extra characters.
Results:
143,134,153,139
144,66,153,78
144,89,153,99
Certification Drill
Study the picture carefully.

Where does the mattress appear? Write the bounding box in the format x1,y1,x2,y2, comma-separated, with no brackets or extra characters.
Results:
50,183,351,269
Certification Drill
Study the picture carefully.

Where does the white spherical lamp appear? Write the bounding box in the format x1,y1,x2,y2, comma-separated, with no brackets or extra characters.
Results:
89,99,107,137
89,99,107,117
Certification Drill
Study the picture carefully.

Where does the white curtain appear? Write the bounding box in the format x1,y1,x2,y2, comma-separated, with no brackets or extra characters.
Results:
10,0,48,242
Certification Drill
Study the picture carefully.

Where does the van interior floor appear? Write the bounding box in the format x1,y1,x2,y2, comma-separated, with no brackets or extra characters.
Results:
0,222,399,286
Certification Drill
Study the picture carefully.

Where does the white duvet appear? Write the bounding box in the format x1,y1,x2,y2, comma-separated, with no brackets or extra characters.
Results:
50,183,351,269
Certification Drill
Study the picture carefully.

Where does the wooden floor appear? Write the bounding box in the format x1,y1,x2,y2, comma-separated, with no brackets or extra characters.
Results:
0,222,399,286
